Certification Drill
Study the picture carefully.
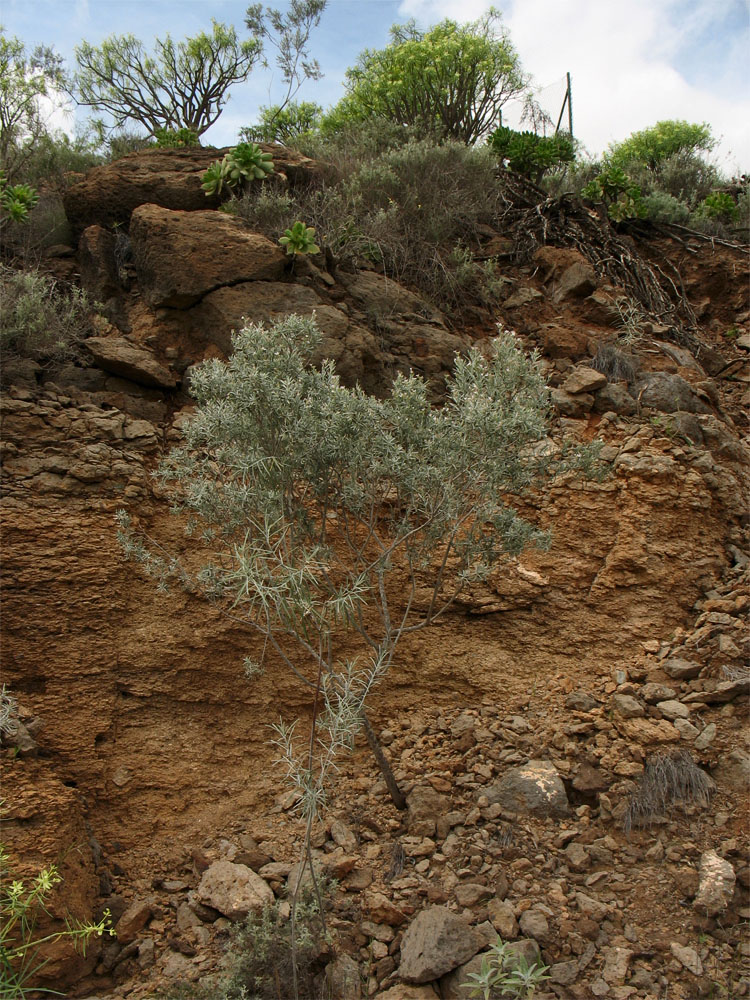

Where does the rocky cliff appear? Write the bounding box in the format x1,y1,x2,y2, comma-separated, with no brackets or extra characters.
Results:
1,147,748,999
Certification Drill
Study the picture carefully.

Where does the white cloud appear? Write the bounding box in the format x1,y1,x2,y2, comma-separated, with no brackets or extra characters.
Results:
397,0,750,168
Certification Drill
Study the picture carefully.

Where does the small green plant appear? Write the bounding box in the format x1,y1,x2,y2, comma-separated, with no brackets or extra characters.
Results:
723,326,740,342
279,221,320,256
0,843,113,997
0,265,96,361
0,172,39,225
200,157,233,197
582,166,646,222
696,191,739,223
153,126,200,148
462,937,551,999
489,126,575,182
201,143,274,197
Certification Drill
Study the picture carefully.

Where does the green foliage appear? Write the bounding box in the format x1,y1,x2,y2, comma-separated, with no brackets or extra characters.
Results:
0,265,95,361
696,190,739,222
118,314,598,820
72,21,262,137
228,141,275,181
606,120,715,171
232,137,509,311
461,938,551,999
0,30,68,189
244,1,327,140
0,173,38,225
155,884,330,1000
489,126,575,181
201,143,274,196
105,130,155,161
240,100,323,144
324,11,528,144
0,843,112,998
10,130,102,191
582,166,646,222
623,150,721,207
640,190,691,225
279,220,320,255
153,126,200,148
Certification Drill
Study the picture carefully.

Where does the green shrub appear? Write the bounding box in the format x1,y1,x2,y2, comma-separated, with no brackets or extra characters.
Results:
240,101,323,144
153,126,200,148
8,131,102,191
582,166,646,222
623,150,723,208
323,11,528,144
696,190,739,222
489,126,575,182
0,172,38,225
606,120,715,172
106,130,154,161
462,936,550,998
0,265,96,361
640,190,691,225
0,843,112,997
232,137,506,311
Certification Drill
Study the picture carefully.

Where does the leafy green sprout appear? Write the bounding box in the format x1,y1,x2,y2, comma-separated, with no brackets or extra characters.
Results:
279,221,320,256
461,938,551,999
0,843,114,998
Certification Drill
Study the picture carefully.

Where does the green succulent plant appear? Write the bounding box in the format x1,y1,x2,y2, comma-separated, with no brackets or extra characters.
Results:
582,166,646,222
0,172,39,224
202,143,275,197
200,157,233,197
279,221,320,256
229,141,275,181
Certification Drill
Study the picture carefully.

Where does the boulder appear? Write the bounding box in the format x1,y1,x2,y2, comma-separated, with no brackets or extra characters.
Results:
78,225,120,301
562,366,607,395
407,785,450,837
63,145,320,238
196,860,274,922
84,337,177,389
399,906,479,983
542,324,590,360
634,372,712,414
551,388,594,418
129,205,286,308
693,850,736,916
553,260,598,302
593,382,637,415
483,760,569,817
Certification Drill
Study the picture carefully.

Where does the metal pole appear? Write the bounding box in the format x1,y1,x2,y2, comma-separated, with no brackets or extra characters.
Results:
567,72,573,138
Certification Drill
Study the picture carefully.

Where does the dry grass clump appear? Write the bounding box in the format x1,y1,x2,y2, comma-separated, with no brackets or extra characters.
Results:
624,750,715,834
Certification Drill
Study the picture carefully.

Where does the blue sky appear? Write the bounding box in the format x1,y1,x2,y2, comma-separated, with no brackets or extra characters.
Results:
3,0,749,168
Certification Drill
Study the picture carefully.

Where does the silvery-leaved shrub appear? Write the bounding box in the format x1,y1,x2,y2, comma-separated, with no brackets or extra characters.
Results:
117,313,601,825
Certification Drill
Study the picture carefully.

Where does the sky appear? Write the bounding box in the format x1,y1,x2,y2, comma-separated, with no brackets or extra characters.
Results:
2,0,749,170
